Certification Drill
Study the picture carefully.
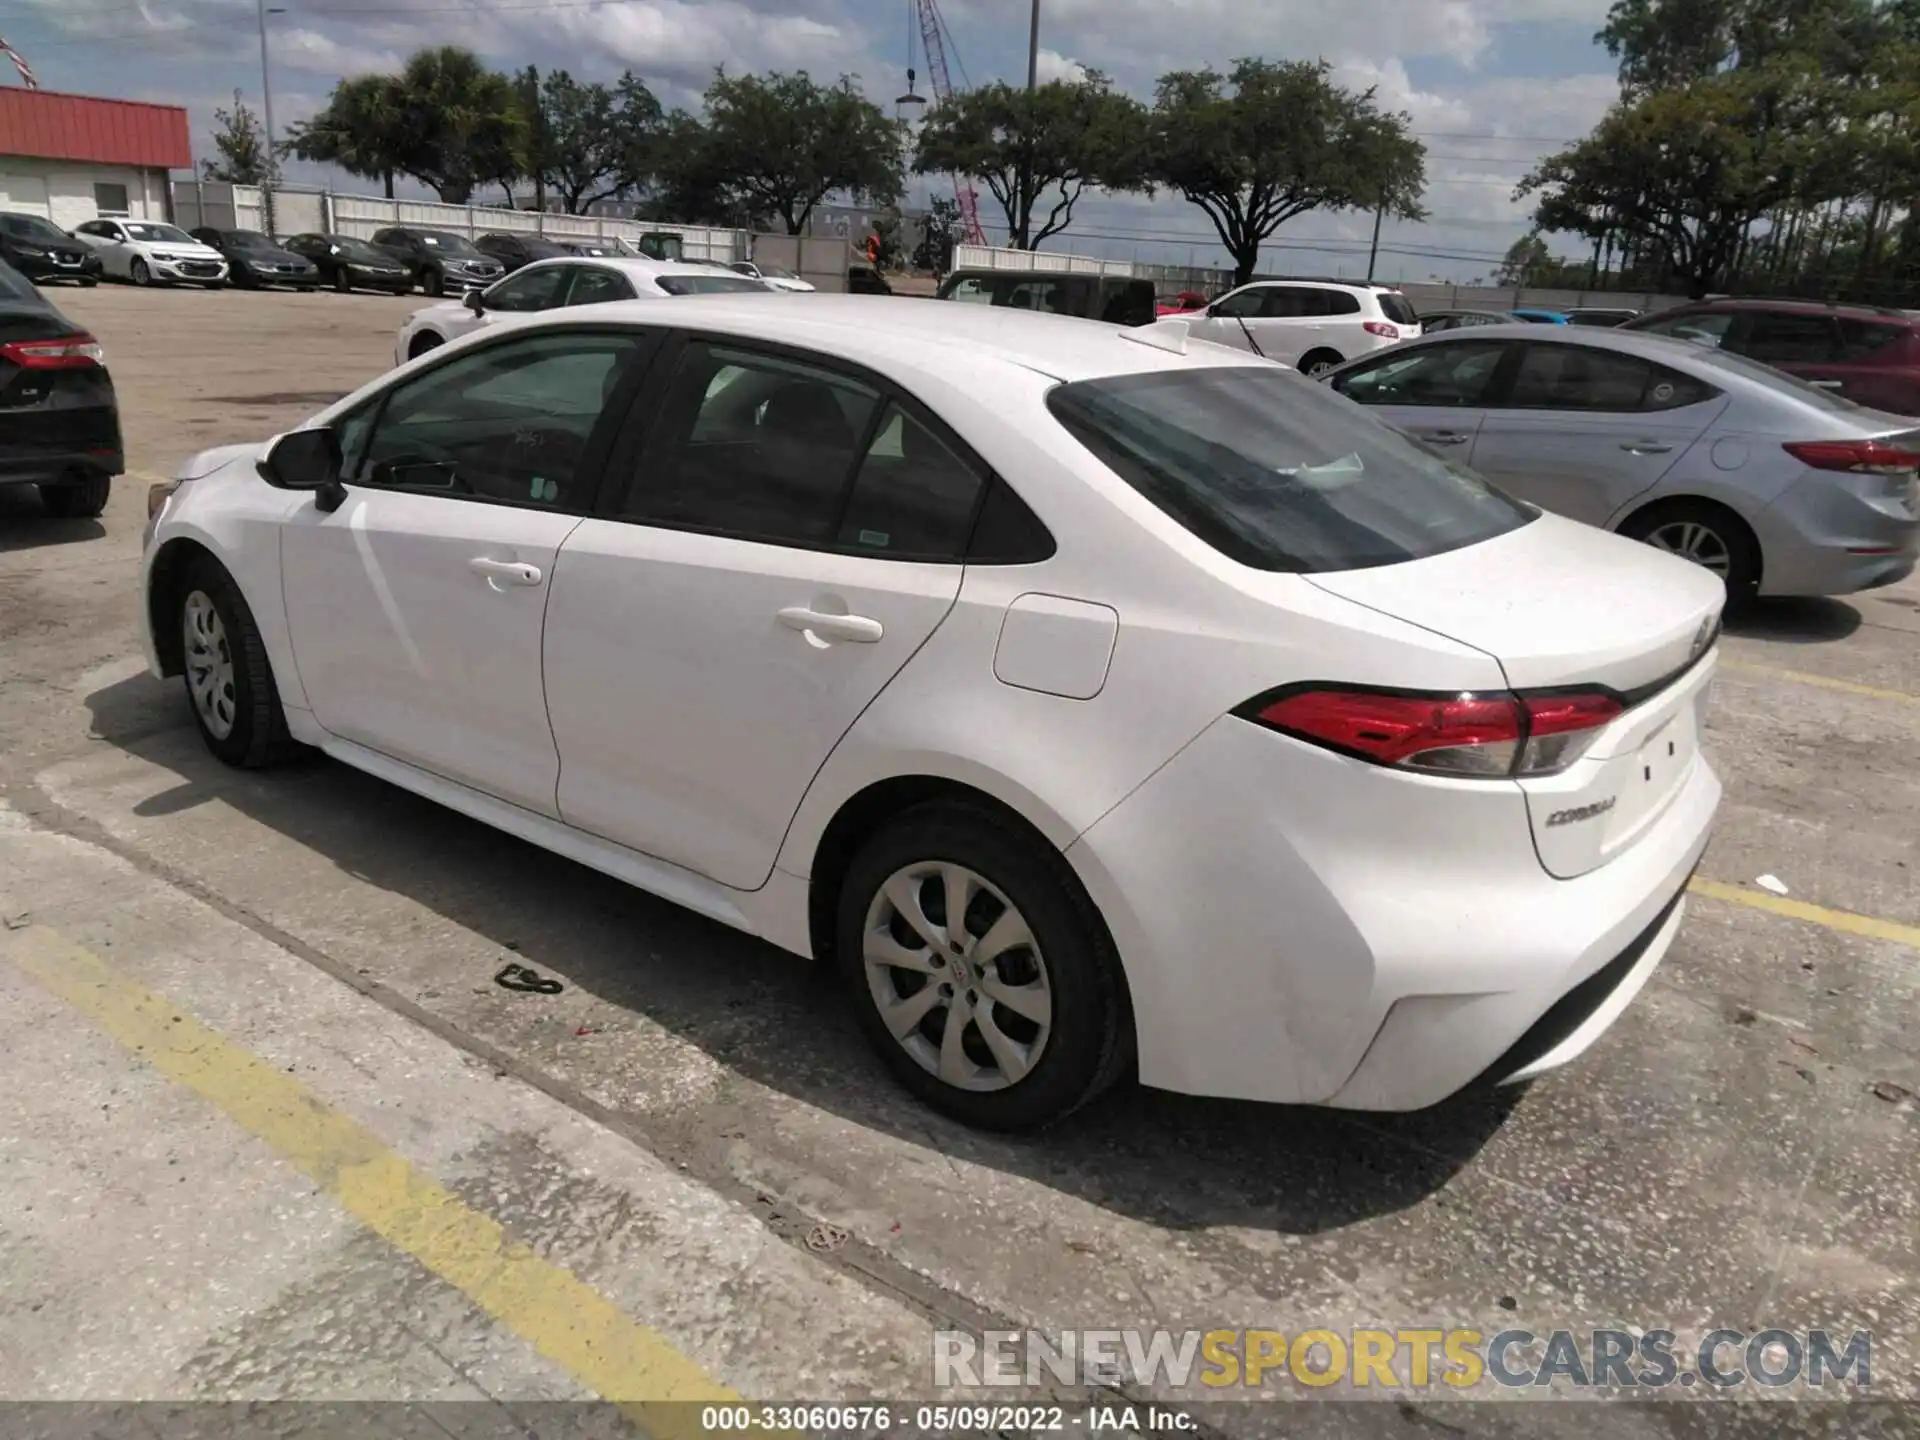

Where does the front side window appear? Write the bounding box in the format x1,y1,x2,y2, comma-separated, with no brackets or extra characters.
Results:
1210,288,1265,319
619,343,881,545
346,331,647,509
1334,340,1507,408
1258,288,1312,319
568,267,636,306
1048,366,1532,573
484,265,573,312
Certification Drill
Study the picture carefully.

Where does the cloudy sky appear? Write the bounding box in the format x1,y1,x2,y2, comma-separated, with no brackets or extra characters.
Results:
4,0,1625,280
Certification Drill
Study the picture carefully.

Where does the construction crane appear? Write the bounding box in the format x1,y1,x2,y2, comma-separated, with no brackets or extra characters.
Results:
912,0,988,246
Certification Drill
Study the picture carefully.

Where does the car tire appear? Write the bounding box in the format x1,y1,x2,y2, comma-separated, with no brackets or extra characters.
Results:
129,258,152,286
1298,348,1344,377
79,277,99,288
1620,499,1761,602
835,801,1132,1130
423,268,444,298
408,331,444,360
177,557,301,769
333,269,351,294
40,473,110,519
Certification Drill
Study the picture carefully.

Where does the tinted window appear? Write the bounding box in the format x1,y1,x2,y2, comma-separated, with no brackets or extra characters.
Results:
621,344,881,545
1376,292,1419,326
1739,311,1838,364
1334,340,1507,408
484,265,572,312
1209,288,1265,319
1047,367,1532,573
348,331,645,508
1505,344,1658,411
1635,309,1735,346
1687,344,1863,412
966,477,1055,563
834,405,985,558
1838,318,1906,361
1321,290,1361,316
569,267,635,306
93,182,130,215
2,214,71,244
1640,364,1718,411
654,274,768,296
1259,288,1313,318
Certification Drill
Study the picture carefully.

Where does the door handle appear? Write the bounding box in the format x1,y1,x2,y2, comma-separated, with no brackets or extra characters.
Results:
1420,431,1471,445
1620,441,1675,455
777,606,883,644
1809,379,1844,391
469,556,543,588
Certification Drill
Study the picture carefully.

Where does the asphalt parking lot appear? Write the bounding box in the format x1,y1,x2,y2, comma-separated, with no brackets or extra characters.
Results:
2,284,1917,1434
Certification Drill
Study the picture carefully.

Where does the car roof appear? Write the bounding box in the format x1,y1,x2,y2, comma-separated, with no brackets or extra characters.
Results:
1662,296,1913,322
465,292,1261,383
512,255,756,281
1240,277,1400,292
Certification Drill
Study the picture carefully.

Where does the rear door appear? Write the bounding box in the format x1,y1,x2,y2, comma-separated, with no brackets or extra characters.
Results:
543,335,984,889
1467,341,1725,526
1328,337,1510,455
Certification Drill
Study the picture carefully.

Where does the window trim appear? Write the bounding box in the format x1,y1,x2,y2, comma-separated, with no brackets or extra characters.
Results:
593,329,1041,565
333,323,668,515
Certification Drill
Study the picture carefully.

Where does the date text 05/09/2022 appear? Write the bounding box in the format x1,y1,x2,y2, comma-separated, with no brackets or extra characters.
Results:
697,1404,1198,1433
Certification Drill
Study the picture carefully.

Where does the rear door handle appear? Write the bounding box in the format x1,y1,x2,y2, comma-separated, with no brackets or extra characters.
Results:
469,557,543,588
1419,431,1472,446
1809,379,1845,391
1620,441,1675,455
777,606,883,644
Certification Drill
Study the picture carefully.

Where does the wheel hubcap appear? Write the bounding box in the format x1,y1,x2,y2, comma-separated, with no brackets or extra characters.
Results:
863,862,1052,1093
182,590,238,739
1645,520,1732,577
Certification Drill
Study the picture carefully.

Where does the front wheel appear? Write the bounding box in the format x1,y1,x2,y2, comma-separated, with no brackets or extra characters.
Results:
408,331,444,361
79,277,99,288
423,268,444,298
129,258,152,286
178,559,300,768
1298,349,1344,377
1620,500,1760,601
333,268,351,293
836,803,1131,1130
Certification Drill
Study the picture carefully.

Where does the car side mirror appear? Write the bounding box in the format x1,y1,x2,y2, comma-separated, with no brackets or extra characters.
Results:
257,427,348,513
464,289,485,314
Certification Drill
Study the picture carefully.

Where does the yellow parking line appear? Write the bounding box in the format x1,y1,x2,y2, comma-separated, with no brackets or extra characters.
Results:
1719,659,1918,706
7,925,738,1435
1689,877,1920,950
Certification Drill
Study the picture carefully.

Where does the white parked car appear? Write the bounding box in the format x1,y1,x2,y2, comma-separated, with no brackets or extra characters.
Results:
71,218,229,287
394,255,772,364
142,296,1723,1129
1179,278,1422,375
730,260,816,292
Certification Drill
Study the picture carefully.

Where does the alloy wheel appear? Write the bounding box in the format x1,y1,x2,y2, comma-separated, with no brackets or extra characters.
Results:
182,589,238,739
1644,519,1732,577
862,861,1053,1092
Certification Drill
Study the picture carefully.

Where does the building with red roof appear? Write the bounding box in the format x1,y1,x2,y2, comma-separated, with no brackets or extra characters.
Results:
0,87,191,227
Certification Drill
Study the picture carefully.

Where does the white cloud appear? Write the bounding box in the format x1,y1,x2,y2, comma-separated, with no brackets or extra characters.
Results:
272,28,403,78
1032,48,1088,84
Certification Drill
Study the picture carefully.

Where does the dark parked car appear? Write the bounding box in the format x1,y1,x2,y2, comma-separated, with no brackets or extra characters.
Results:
475,232,575,272
934,267,1158,326
282,233,413,294
1418,308,1520,332
847,264,893,296
368,227,504,296
1565,307,1642,327
1625,297,1920,415
188,228,321,290
0,212,101,286
559,241,618,258
0,259,120,518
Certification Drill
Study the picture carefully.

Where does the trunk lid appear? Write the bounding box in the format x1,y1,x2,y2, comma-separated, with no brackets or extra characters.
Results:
1306,512,1724,878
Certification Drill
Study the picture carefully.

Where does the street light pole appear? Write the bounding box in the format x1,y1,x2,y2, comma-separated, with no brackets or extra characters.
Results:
256,0,279,233
1026,0,1040,91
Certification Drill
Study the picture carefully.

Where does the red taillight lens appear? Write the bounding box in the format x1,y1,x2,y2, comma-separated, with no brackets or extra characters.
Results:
0,334,104,370
1783,439,1920,475
1244,686,1622,778
1362,320,1399,338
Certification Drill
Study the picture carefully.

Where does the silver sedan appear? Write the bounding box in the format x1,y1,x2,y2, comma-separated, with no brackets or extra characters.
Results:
1324,325,1919,598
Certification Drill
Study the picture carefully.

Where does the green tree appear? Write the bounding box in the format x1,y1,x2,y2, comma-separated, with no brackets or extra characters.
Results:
911,73,1149,249
696,70,902,234
202,90,277,185
647,111,765,227
1147,58,1426,286
390,47,522,204
514,68,664,214
284,74,411,198
1496,234,1553,286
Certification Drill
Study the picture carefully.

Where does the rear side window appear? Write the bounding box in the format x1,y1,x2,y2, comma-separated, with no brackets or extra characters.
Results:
654,275,767,295
1739,311,1839,364
1321,290,1361,316
1838,318,1906,361
1376,292,1419,326
1504,344,1714,412
1047,366,1532,573
834,405,984,558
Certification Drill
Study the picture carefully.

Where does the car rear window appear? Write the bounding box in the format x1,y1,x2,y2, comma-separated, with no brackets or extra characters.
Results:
1046,367,1533,573
1376,292,1419,326
655,275,768,295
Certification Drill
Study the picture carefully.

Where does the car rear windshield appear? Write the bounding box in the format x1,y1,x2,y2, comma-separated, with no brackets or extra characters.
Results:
655,275,768,295
1376,291,1419,326
1047,367,1534,573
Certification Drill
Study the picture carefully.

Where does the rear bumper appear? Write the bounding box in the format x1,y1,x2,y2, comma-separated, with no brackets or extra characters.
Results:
1066,712,1720,1109
1755,470,1920,597
0,449,123,486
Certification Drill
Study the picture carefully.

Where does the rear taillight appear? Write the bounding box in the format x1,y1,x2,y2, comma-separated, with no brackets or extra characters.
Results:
0,334,104,369
1241,686,1623,778
1362,320,1399,338
1783,439,1920,475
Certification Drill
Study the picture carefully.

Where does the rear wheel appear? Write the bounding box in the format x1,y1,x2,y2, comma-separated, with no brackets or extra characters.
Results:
836,803,1131,1130
1298,348,1344,377
178,558,300,769
40,473,110,519
1621,499,1760,600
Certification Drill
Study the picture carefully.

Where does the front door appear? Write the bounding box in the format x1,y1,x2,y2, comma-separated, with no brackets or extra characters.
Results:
1328,336,1510,457
1467,341,1724,526
280,327,656,816
544,337,985,889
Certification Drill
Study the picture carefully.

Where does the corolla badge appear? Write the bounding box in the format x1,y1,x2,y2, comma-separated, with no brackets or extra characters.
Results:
1545,797,1616,827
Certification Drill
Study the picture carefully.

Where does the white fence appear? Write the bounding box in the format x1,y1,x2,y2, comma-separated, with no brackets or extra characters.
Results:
173,180,746,263
952,243,1137,278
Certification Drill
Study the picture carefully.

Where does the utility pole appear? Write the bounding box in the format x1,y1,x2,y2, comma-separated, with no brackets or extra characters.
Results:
1365,201,1383,281
1026,0,1041,91
255,0,281,234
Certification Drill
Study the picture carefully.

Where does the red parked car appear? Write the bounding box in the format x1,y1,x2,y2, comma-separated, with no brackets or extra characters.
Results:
1624,298,1920,415
1155,290,1209,316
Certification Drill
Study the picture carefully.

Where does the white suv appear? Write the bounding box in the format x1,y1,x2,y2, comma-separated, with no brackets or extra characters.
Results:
1181,280,1422,374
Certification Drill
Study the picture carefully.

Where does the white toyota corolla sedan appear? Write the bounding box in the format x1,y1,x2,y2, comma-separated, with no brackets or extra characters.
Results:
140,296,1725,1129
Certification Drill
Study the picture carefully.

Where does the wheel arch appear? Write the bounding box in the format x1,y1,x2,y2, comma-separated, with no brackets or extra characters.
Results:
146,536,223,677
1613,492,1764,588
